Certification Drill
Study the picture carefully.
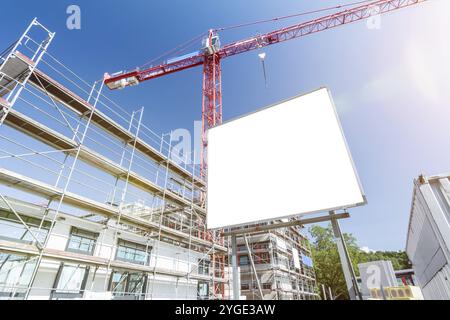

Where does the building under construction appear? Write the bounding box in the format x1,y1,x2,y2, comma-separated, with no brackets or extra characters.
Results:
234,222,317,300
0,20,317,300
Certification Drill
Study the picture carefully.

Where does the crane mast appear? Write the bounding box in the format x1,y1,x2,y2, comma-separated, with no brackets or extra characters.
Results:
104,0,427,179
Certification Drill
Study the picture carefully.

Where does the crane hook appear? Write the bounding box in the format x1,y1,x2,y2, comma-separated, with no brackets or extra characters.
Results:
258,52,268,88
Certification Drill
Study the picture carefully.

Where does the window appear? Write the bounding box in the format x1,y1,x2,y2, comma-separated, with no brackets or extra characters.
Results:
262,283,272,290
198,259,210,275
239,256,249,266
0,211,50,244
253,242,269,250
109,270,147,300
66,227,98,255
115,239,150,265
241,283,249,290
291,281,297,290
197,282,209,300
0,253,36,298
52,263,89,299
255,253,270,264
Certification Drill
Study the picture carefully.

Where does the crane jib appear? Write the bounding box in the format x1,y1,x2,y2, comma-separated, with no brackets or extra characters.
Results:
102,0,428,179
104,0,427,89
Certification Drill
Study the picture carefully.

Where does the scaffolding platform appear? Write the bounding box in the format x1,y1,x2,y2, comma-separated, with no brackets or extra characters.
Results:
0,51,34,97
0,169,226,252
29,70,205,188
0,20,229,300
4,109,205,214
0,238,226,283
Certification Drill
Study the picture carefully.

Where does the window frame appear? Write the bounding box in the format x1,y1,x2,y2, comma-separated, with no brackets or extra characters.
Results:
238,255,249,266
0,252,36,298
0,210,50,244
197,281,209,300
241,283,250,290
51,263,90,299
108,270,147,300
65,227,99,256
197,259,210,275
115,239,151,266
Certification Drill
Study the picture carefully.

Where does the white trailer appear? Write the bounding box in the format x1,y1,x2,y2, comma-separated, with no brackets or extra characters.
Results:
406,173,450,300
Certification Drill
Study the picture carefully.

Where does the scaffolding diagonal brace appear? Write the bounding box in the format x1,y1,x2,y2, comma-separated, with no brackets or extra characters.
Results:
0,194,44,250
243,234,264,299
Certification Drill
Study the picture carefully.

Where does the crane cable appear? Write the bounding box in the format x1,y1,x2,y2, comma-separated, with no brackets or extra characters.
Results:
214,0,377,31
138,0,377,70
140,32,207,69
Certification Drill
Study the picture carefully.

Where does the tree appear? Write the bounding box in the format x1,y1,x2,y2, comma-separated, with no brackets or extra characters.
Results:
309,224,411,300
358,250,411,271
309,224,361,299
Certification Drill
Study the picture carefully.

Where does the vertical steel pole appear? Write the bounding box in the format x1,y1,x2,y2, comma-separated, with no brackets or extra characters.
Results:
149,132,173,299
328,286,334,300
102,107,144,294
184,150,196,299
231,235,240,300
267,230,278,300
330,211,361,300
24,78,104,300
322,284,327,300
243,234,263,299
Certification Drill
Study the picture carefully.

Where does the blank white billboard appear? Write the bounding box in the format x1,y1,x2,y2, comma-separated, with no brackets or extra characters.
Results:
207,88,365,229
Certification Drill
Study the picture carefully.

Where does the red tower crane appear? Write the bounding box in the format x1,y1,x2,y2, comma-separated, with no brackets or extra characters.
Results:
104,0,427,179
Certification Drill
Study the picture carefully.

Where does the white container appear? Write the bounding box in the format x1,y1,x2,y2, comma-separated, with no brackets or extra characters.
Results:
358,260,397,299
406,173,450,300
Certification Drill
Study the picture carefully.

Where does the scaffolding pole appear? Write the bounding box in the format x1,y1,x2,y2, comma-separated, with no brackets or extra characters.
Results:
0,22,224,300
103,106,144,293
0,194,44,249
23,78,105,299
0,18,54,125
231,235,240,300
149,132,173,299
244,234,264,299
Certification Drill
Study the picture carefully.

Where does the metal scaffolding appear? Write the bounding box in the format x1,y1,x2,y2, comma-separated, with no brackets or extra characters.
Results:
232,220,319,300
0,19,229,300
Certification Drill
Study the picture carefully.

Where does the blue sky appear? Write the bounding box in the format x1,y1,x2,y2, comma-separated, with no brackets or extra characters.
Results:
1,0,449,251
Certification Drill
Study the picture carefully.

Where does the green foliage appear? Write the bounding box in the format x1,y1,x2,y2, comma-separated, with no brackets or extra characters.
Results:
309,224,411,300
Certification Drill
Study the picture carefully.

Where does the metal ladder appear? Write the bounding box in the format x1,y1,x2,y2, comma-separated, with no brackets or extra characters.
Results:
0,18,54,125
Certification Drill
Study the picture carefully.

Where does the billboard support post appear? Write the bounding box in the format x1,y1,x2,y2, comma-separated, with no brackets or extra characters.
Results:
330,211,362,300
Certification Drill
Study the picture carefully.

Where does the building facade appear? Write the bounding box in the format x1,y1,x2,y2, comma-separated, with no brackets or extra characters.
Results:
0,19,317,301
406,173,450,300
0,20,229,300
234,221,318,300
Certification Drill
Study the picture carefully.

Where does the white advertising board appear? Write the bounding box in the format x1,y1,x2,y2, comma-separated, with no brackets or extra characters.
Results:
207,88,365,229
